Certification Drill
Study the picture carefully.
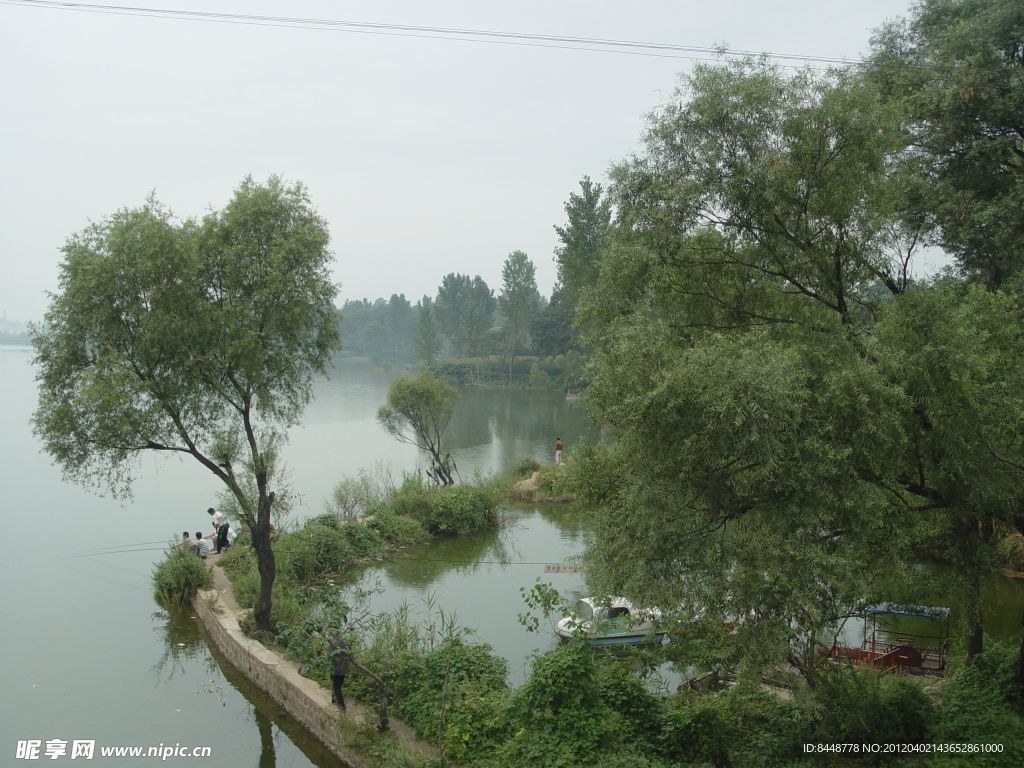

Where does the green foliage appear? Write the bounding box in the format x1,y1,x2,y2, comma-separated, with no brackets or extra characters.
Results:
325,468,391,519
419,484,499,534
393,640,509,762
340,718,433,768
499,250,540,381
596,661,669,752
274,516,386,582
378,371,460,485
517,580,566,635
535,462,567,497
435,273,496,358
509,455,541,479
929,643,1024,767
275,521,354,582
343,596,508,762
531,286,576,358
216,534,254,573
495,643,668,768
574,52,1024,677
995,528,1024,572
868,0,1024,288
413,296,443,366
364,511,428,547
338,294,418,362
32,175,341,633
807,668,934,753
379,473,437,519
529,362,552,389
555,176,612,308
429,358,537,385
664,686,805,768
152,546,213,607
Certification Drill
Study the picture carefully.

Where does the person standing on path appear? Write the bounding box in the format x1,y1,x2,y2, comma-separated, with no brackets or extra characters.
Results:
215,521,231,554
327,633,351,709
208,507,223,536
554,437,564,465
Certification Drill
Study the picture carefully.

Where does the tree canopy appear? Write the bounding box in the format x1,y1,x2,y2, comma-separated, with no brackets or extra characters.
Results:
32,175,340,632
377,371,460,486
435,273,496,358
554,175,611,307
498,250,539,381
569,57,1024,680
869,0,1024,288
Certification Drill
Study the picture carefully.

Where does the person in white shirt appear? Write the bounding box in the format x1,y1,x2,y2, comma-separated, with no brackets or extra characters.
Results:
194,531,213,559
207,507,223,535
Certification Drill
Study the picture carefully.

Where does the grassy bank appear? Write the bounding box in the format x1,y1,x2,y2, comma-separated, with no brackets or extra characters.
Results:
153,467,1023,767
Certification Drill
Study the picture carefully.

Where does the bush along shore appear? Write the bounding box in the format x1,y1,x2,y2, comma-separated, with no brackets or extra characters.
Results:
153,468,1024,768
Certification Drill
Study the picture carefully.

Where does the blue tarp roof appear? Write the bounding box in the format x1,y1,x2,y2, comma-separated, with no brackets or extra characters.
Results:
863,603,950,620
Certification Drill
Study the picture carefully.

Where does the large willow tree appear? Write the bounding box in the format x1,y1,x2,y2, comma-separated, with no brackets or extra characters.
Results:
571,60,1024,681
32,176,341,633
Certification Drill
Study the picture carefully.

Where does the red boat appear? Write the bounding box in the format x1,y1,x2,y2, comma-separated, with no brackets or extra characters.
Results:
819,603,950,675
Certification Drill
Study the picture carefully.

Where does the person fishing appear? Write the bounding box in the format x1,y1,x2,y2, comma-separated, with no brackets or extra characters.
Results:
327,632,351,709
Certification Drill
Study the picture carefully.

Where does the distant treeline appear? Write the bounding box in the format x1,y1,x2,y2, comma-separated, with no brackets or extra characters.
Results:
337,179,606,386
0,330,30,345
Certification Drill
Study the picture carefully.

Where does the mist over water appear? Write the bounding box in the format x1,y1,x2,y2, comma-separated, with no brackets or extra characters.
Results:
0,347,597,766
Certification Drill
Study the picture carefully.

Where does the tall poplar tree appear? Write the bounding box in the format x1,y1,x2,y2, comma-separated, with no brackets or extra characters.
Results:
499,250,538,381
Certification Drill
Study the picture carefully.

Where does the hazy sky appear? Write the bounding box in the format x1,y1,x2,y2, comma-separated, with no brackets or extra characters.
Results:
1,0,923,322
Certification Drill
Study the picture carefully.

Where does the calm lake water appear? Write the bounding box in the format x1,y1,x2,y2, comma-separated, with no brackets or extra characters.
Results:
2,346,1021,767
0,347,596,767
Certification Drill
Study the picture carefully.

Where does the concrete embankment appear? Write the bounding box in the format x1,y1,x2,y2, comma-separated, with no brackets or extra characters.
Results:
192,562,438,768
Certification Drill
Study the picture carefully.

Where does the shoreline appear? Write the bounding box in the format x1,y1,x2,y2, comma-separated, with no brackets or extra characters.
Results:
192,559,441,768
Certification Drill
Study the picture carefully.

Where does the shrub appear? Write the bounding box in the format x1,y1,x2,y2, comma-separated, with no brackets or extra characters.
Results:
597,661,670,752
275,520,356,581
420,484,499,534
535,462,567,496
529,362,552,389
996,528,1024,572
365,512,427,546
152,546,213,607
338,519,388,557
392,640,508,750
929,643,1024,767
325,470,390,519
498,644,612,768
217,536,254,573
664,685,805,768
382,474,436,520
808,666,934,753
509,455,541,479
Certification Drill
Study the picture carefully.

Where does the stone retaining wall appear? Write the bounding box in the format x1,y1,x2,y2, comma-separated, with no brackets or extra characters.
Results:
191,570,380,767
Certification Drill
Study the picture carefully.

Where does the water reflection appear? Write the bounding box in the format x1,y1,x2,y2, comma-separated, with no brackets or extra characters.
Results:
380,526,517,589
255,707,276,768
194,614,345,768
357,506,590,685
151,608,210,683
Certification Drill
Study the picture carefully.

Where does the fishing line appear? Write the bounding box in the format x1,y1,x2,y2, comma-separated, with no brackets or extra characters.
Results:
64,539,179,558
64,546,174,559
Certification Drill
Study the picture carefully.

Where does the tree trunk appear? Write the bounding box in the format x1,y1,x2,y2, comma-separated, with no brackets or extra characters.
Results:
1017,608,1024,696
255,700,276,768
965,609,984,665
346,655,389,730
961,518,991,666
251,489,277,634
